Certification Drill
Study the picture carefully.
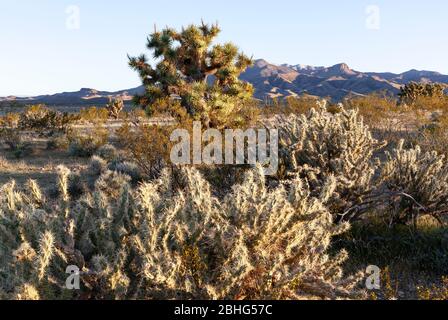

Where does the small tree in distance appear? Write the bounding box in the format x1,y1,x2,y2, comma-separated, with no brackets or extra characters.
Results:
106,96,124,120
398,82,446,105
128,21,254,128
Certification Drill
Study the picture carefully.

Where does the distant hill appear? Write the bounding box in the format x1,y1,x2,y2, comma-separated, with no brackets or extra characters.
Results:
2,59,448,105
240,59,448,101
0,87,144,106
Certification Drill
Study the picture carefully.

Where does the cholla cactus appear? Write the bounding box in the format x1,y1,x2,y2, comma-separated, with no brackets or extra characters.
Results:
0,165,364,300
379,140,448,226
277,101,386,221
0,168,135,300
132,165,364,299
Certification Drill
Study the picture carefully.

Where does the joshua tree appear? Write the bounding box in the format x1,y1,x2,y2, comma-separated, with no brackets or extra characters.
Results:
106,97,124,120
128,22,254,128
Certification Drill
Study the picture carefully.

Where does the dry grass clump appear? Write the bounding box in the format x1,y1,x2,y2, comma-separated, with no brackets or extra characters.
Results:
0,156,8,168
0,164,364,300
261,96,318,116
344,93,399,126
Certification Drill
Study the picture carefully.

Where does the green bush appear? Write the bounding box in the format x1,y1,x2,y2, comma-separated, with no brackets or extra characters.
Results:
67,128,109,158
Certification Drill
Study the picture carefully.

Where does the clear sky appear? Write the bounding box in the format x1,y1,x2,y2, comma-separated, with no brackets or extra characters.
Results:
1,0,447,96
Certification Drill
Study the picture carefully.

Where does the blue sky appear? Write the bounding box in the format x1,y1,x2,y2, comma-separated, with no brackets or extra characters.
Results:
0,0,447,96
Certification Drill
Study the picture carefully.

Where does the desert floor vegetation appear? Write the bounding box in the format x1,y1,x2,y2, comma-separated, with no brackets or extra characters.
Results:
1,22,448,300
1,93,448,300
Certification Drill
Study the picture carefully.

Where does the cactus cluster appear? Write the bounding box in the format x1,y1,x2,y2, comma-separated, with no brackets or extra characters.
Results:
277,101,386,221
379,140,448,225
0,164,365,300
277,101,448,225
399,82,446,105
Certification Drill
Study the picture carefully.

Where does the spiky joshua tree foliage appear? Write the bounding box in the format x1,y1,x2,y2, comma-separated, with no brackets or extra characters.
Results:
128,22,254,128
0,165,364,300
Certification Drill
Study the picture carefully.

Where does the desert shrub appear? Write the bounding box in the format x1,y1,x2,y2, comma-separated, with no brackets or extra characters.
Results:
46,134,69,150
0,128,33,158
411,95,448,111
116,122,173,179
95,144,118,162
127,108,147,120
11,143,34,159
379,140,448,226
18,104,77,134
277,101,386,221
67,127,109,158
88,156,108,177
111,161,142,184
262,96,324,116
408,111,448,157
0,165,364,300
0,112,20,128
79,107,109,124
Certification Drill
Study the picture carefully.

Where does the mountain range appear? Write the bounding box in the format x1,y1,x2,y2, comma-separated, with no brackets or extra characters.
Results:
2,59,448,105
